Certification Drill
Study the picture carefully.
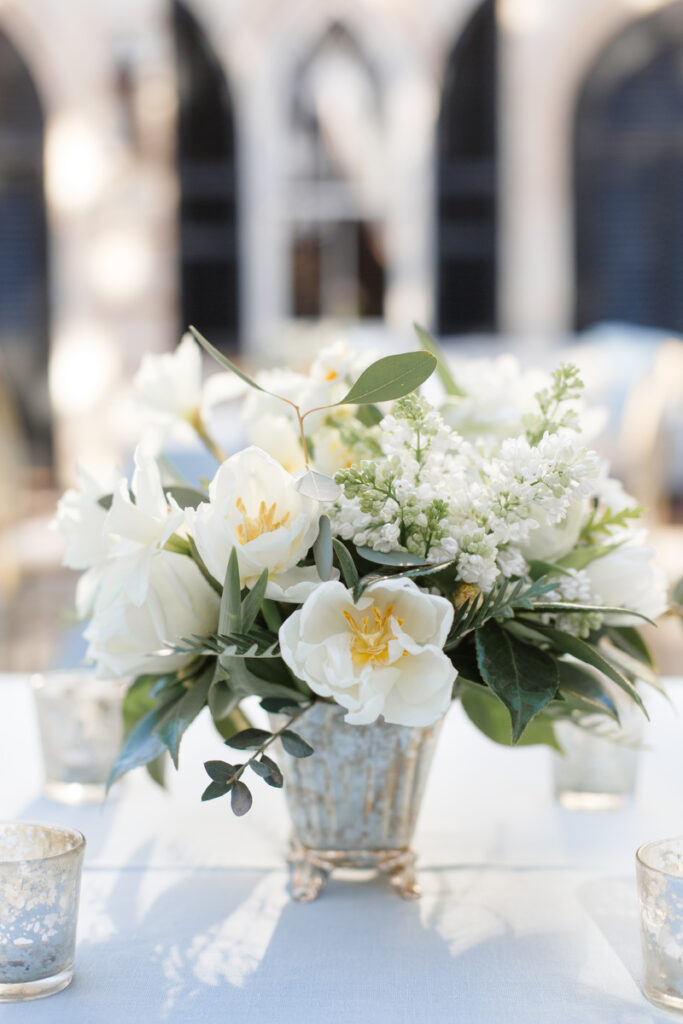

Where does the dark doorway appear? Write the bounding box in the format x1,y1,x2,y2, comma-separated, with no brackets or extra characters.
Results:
436,0,497,336
575,4,683,332
173,1,239,350
0,28,50,466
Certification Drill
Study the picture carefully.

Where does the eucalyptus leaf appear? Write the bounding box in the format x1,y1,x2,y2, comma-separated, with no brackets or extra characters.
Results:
250,755,284,788
313,515,333,581
260,697,304,714
281,730,314,758
356,404,383,427
295,470,341,502
164,486,207,510
225,728,272,750
332,538,359,589
201,780,231,801
558,542,624,572
190,326,267,394
204,760,240,782
231,780,253,816
336,351,437,406
475,621,560,742
413,324,465,397
355,547,427,567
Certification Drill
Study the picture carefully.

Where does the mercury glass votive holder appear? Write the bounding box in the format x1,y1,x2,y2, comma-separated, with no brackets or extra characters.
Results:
553,697,643,811
0,823,85,1001
31,669,126,804
637,838,683,1013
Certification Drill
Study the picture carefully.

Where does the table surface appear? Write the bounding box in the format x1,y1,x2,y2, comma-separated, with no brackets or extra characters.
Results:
1,673,682,1024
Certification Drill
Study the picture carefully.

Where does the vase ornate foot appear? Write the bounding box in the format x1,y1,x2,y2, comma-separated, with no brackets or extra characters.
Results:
273,702,444,902
379,848,420,900
288,839,421,902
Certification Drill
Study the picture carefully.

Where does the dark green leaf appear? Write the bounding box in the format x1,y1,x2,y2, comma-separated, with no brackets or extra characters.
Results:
212,706,252,741
336,351,436,406
313,515,333,582
164,486,207,510
475,621,560,742
281,730,314,758
154,669,212,768
250,755,284,787
558,543,622,572
295,471,341,502
557,661,619,719
208,677,238,720
413,323,465,396
607,626,656,668
332,538,359,589
461,684,561,750
204,760,240,782
522,622,647,716
260,697,303,714
527,559,571,581
122,675,162,735
107,704,171,789
187,535,222,595
241,570,269,631
202,780,231,801
231,780,253,816
261,599,282,632
190,326,267,393
225,728,272,750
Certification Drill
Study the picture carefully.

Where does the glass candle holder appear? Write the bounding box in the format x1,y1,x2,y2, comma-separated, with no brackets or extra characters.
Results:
0,823,85,1001
637,837,683,1013
31,669,126,804
553,693,644,811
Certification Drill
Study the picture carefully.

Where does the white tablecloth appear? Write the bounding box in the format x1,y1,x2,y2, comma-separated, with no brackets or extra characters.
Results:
1,674,682,1023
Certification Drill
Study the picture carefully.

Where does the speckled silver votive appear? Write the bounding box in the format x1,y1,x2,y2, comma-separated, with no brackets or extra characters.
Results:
0,823,85,1001
32,669,125,804
638,838,683,1014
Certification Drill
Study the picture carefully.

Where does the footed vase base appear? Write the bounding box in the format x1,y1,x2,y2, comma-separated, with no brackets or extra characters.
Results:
288,839,420,902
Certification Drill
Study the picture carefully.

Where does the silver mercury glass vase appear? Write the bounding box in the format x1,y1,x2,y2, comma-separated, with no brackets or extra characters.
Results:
270,701,444,902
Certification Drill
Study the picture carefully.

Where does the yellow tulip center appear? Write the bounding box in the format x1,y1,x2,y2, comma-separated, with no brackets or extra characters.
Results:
343,604,403,668
325,369,338,381
234,497,290,544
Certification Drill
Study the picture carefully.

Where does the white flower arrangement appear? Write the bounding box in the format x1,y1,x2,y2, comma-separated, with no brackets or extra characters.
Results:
54,326,668,815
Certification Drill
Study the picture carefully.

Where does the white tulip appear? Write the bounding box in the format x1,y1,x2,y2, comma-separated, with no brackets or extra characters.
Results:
103,445,185,605
519,500,587,564
584,542,668,625
85,551,219,678
279,578,456,727
53,465,121,570
134,333,240,432
246,414,307,475
187,447,321,592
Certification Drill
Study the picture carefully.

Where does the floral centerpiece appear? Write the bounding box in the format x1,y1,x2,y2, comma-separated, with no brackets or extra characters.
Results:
55,326,667,900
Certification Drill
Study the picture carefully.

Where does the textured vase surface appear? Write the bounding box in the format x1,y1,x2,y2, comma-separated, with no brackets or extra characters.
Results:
271,700,444,901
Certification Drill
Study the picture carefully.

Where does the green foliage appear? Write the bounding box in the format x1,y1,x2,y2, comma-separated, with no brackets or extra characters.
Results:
556,661,619,719
525,363,583,445
413,323,466,396
332,538,360,590
461,683,561,750
579,505,643,543
475,621,560,741
313,515,333,582
163,486,208,510
190,325,267,394
336,351,437,406
231,781,253,815
606,626,655,669
445,577,557,649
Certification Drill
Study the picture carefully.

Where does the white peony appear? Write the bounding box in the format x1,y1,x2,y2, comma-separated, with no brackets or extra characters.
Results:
279,578,456,727
188,446,321,594
84,551,219,678
583,542,668,626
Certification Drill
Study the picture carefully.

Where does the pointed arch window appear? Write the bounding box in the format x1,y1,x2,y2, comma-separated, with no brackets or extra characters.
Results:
575,4,683,332
173,1,239,349
0,28,49,466
436,0,497,335
288,23,385,320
